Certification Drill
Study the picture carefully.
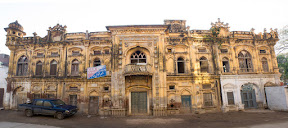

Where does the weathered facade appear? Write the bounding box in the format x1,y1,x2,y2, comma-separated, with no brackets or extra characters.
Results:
4,19,280,116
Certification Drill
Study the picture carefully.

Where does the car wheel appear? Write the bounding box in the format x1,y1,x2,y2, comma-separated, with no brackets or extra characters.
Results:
56,112,64,120
25,109,33,117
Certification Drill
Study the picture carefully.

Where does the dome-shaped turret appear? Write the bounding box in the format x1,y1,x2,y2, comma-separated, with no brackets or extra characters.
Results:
4,20,26,37
6,20,24,32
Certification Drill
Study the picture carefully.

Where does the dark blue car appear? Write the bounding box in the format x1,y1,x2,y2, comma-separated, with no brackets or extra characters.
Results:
19,99,78,120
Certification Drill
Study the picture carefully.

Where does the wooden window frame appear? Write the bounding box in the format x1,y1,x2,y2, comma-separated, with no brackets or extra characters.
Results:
71,59,79,76
50,60,57,76
200,57,208,73
177,57,185,73
93,58,101,67
16,56,28,76
227,92,235,105
130,51,146,64
35,61,43,76
203,93,213,107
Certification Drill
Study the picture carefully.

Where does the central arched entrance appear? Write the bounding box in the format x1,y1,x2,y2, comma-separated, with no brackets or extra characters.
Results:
241,84,257,108
127,83,151,115
125,47,152,115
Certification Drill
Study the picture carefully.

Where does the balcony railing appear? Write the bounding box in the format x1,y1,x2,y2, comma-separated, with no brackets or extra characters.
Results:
124,64,152,76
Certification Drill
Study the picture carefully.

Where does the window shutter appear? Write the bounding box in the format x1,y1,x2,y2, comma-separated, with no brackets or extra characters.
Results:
203,93,213,107
36,64,42,75
227,92,235,105
50,64,57,75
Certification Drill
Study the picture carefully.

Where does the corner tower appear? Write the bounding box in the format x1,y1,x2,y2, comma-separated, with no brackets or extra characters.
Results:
4,20,26,46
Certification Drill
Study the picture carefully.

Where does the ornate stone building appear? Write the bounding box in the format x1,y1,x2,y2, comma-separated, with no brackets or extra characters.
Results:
4,19,280,116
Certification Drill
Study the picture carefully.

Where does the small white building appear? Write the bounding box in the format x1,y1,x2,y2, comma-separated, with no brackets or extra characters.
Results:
0,54,10,109
0,62,9,109
220,74,280,112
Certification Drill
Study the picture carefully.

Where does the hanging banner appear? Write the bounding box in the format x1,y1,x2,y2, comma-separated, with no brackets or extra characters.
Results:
87,65,106,79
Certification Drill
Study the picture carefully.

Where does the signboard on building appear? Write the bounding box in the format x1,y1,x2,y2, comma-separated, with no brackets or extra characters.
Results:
87,65,106,79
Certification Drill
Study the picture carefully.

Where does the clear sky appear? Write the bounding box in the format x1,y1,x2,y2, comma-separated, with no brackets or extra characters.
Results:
0,0,287,55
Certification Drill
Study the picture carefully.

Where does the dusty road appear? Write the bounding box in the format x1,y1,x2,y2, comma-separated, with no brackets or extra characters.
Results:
1,110,288,128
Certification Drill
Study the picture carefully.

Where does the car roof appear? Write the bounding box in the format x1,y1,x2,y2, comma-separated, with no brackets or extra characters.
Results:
33,98,59,101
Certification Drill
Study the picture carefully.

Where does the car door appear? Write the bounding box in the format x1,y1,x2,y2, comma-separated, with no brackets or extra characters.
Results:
33,100,43,114
42,101,56,115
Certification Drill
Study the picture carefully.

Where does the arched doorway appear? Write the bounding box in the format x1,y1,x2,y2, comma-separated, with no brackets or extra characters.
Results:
88,91,99,115
127,85,151,115
241,84,257,108
180,89,191,113
13,86,27,109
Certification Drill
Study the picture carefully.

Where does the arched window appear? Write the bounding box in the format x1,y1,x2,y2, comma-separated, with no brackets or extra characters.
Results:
93,58,101,67
200,57,208,73
35,61,42,76
238,51,253,72
71,59,79,75
130,51,146,64
50,60,57,76
222,57,230,73
261,57,269,72
17,56,28,76
177,57,185,73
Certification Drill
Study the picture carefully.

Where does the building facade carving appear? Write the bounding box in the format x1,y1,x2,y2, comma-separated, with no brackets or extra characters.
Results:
4,19,280,115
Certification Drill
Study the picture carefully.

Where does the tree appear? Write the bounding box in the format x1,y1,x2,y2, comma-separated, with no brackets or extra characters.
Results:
277,53,288,85
276,25,288,54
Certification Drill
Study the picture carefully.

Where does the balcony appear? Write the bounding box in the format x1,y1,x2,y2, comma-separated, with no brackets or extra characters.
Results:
124,64,152,76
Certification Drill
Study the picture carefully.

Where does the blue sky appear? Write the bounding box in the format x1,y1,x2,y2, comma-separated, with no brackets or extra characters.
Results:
0,0,287,55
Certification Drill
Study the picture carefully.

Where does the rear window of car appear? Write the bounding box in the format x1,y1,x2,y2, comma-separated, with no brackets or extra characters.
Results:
35,100,43,106
43,101,52,107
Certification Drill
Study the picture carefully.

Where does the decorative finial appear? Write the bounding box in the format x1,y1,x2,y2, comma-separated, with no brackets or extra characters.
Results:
211,18,229,28
85,30,89,39
33,32,37,36
250,28,255,33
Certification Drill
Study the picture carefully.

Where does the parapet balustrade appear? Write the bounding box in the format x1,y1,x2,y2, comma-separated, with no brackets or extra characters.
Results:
124,63,152,75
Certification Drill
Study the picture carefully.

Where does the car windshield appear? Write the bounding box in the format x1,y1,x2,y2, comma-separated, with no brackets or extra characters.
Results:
51,100,66,106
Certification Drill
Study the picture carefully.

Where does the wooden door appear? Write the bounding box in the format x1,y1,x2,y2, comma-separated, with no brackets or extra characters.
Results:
241,90,257,108
89,96,99,115
131,92,147,114
69,95,77,106
16,93,26,109
181,95,191,112
0,88,4,108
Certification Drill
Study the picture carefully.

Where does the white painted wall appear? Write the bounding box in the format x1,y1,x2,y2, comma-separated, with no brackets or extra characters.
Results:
265,86,288,111
0,65,9,109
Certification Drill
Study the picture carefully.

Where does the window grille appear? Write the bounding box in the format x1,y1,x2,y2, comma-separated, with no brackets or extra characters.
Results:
130,51,146,64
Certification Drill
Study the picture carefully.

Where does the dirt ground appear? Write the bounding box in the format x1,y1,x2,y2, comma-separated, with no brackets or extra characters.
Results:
1,110,288,128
